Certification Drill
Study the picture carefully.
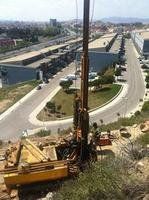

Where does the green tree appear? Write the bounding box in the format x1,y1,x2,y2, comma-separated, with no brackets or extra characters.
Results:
60,80,73,92
115,68,122,80
91,78,104,90
102,74,115,84
46,101,56,113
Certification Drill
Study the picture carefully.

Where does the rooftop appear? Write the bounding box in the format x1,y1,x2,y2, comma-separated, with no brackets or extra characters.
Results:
88,33,116,49
132,30,149,40
0,37,83,64
0,44,67,64
140,32,149,40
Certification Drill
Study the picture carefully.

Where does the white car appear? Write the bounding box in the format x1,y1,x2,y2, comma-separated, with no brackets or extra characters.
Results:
66,74,77,80
60,78,69,82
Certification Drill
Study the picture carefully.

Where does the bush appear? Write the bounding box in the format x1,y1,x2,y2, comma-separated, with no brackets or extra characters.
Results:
146,82,149,89
36,130,51,137
60,80,73,92
102,74,115,84
0,140,3,146
145,75,149,83
46,101,56,113
134,110,141,116
54,157,139,200
136,131,149,147
142,101,149,112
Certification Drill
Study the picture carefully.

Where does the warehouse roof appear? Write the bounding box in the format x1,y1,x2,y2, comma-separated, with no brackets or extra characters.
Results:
66,38,82,45
88,33,116,49
132,30,149,40
139,31,149,40
0,44,68,64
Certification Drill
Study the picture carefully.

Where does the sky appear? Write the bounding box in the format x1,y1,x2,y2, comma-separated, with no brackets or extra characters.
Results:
0,0,149,22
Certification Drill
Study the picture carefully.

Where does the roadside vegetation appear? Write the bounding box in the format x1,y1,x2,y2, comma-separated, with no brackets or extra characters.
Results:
145,72,149,89
54,103,149,200
54,138,149,200
35,130,51,137
37,84,121,121
0,80,39,114
99,101,149,132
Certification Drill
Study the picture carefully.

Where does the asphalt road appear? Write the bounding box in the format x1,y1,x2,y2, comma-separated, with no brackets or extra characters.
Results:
44,39,145,131
0,63,75,140
0,39,145,139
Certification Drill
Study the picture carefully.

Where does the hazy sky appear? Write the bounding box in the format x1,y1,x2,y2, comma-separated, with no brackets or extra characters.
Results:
0,0,149,21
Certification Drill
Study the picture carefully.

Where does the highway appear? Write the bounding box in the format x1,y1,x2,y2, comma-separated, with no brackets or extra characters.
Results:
0,39,145,140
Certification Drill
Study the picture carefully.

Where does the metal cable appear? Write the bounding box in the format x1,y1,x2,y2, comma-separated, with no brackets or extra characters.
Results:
74,0,79,90
90,0,96,36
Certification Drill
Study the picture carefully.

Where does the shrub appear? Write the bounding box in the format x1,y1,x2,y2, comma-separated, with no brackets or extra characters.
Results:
54,157,139,200
142,101,149,112
145,75,149,83
0,140,3,146
60,80,73,92
57,104,62,111
134,110,141,116
36,130,51,137
46,101,56,113
136,131,149,147
146,82,149,89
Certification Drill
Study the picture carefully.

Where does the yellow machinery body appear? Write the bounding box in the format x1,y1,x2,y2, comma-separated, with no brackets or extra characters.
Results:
2,139,72,190
4,162,68,188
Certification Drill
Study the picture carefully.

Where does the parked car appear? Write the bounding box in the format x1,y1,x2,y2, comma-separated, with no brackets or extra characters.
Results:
37,85,42,90
66,74,77,80
59,78,69,83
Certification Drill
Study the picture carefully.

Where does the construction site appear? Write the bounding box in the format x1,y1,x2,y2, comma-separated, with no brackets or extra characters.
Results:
0,0,149,199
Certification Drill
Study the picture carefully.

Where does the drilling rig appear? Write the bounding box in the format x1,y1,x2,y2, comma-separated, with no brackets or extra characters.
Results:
1,0,111,193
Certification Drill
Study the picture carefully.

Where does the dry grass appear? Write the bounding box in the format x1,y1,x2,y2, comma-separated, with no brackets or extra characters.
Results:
0,80,38,113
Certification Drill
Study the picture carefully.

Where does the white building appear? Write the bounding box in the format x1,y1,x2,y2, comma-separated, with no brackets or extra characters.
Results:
131,30,149,59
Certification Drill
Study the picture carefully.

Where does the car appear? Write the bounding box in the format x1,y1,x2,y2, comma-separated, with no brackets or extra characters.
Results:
66,74,77,80
60,78,69,83
37,85,42,90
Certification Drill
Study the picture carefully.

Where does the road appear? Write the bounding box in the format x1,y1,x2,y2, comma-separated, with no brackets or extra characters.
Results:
0,64,75,140
0,39,145,140
44,39,145,131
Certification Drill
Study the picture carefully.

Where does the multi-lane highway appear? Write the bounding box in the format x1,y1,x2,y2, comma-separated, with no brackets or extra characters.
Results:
0,39,145,140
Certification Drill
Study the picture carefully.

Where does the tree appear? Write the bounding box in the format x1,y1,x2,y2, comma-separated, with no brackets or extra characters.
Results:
46,101,56,113
60,80,73,92
102,74,115,84
115,68,122,80
91,78,104,90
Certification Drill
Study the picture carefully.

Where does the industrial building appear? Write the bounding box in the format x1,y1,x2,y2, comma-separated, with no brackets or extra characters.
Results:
77,33,118,72
131,30,149,59
0,38,83,86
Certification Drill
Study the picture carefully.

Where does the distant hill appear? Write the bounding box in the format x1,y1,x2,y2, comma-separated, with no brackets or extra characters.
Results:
101,17,149,24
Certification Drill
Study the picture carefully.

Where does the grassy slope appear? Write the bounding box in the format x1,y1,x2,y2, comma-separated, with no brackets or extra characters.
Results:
0,80,38,113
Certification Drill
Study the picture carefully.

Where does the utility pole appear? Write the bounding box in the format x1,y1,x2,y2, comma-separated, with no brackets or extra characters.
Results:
79,0,90,161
